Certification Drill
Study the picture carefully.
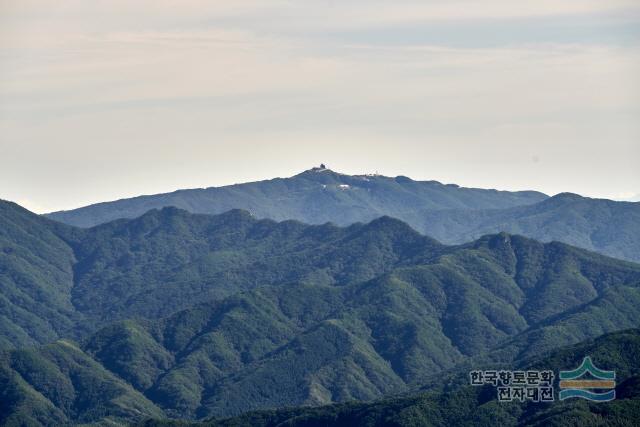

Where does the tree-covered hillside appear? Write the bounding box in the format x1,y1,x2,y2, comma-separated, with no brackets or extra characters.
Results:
0,201,87,348
0,340,164,426
1,199,640,424
1,199,442,346
142,329,640,427
70,207,442,322
76,233,640,419
4,198,640,352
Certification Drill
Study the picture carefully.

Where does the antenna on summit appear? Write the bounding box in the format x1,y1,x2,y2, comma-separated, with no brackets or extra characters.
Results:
311,163,328,172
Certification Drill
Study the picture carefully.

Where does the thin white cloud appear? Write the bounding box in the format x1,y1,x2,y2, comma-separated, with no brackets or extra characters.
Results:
2,1,639,35
280,0,640,29
0,0,638,212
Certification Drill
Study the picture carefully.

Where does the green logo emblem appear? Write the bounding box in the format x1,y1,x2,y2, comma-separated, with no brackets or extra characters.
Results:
559,357,615,402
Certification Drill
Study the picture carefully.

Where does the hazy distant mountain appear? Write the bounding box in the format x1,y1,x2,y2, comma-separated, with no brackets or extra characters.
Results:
419,192,640,262
46,167,547,228
44,168,640,262
2,200,640,424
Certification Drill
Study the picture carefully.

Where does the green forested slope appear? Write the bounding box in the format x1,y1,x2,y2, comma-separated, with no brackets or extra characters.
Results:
0,340,164,426
0,199,442,346
79,233,640,419
70,208,441,322
3,233,639,421
2,199,640,424
0,201,87,348
143,329,640,427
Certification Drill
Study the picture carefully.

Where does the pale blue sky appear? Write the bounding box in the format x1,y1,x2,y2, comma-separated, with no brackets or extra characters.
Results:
1,1,639,213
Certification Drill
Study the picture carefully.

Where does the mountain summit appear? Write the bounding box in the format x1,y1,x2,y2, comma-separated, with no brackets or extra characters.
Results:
46,167,546,228
43,169,640,262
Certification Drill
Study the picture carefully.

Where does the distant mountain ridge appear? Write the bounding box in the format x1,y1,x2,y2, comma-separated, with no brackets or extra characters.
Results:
44,168,640,262
418,192,640,262
46,167,547,227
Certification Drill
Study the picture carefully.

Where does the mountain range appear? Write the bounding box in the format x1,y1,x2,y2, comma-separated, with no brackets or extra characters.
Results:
45,168,547,228
1,198,640,424
45,168,640,263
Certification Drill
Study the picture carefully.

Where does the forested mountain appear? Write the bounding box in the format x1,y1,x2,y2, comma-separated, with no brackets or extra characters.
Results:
144,329,640,427
0,201,84,348
69,207,441,322
2,199,443,347
46,168,547,229
44,169,640,262
82,235,640,420
1,199,640,424
5,199,640,349
0,340,164,426
419,192,640,262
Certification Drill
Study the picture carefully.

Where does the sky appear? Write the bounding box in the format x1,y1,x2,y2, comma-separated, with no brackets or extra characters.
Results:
1,1,639,213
